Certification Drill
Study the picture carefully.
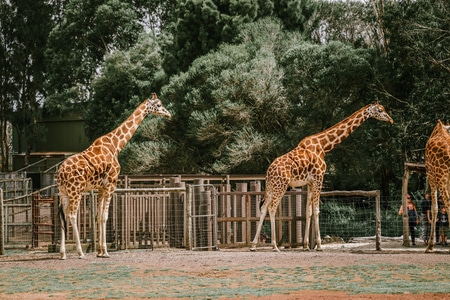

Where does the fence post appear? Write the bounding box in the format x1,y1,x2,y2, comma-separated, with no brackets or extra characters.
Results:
0,188,4,255
401,167,411,246
200,188,213,250
223,178,231,244
375,190,381,251
185,185,192,250
249,181,261,245
89,191,96,254
170,177,185,248
53,194,60,251
294,189,303,247
236,183,247,244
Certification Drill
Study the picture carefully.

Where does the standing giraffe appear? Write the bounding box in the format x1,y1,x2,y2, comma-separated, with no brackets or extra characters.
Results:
57,93,171,259
250,102,393,252
425,120,450,253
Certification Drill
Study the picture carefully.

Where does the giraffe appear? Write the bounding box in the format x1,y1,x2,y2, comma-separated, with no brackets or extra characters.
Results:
425,120,450,253
57,93,171,259
250,102,393,252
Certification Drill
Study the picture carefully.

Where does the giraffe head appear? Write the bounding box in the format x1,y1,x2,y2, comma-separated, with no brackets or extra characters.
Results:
366,101,394,124
146,93,171,118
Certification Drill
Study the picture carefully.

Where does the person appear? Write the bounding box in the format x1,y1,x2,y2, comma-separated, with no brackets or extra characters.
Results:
399,194,419,245
420,193,432,245
437,206,449,246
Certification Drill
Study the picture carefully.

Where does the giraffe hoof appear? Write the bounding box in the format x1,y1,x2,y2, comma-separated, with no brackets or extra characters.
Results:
78,255,86,259
249,247,256,252
59,256,66,260
316,247,323,252
425,248,434,253
97,253,110,258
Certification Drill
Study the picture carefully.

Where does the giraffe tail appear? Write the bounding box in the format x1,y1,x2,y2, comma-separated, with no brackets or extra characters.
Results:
58,203,67,237
259,197,265,210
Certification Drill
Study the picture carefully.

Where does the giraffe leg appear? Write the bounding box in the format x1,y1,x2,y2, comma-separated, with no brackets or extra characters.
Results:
250,196,270,251
59,194,85,259
312,202,323,251
311,189,323,251
59,216,67,260
69,213,86,259
303,203,312,251
303,187,313,251
59,196,68,260
268,207,280,252
426,186,438,253
96,190,112,258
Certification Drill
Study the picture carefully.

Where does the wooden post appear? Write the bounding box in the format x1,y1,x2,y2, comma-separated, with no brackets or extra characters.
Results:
236,183,247,243
294,188,303,247
198,190,215,250
89,191,96,254
375,190,381,251
224,181,231,244
32,194,39,248
0,188,4,255
170,177,185,248
53,194,60,248
185,185,192,250
249,181,261,245
401,167,411,246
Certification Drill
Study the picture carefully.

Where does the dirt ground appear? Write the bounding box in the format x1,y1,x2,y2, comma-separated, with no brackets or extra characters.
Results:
1,237,450,299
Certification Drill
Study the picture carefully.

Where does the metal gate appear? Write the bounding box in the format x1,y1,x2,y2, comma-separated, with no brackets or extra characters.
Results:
187,184,218,251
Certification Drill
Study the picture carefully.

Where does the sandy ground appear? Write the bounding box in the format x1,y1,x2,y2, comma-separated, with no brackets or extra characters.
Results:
1,237,450,299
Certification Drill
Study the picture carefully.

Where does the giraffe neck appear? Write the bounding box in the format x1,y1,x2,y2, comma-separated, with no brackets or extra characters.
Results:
311,104,371,153
104,101,148,154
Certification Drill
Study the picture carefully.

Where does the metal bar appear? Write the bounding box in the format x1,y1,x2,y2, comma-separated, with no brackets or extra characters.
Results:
0,188,4,255
15,158,47,172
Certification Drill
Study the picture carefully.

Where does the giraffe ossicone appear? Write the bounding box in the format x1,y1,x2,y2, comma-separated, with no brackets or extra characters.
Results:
57,93,171,259
425,120,450,253
250,101,394,252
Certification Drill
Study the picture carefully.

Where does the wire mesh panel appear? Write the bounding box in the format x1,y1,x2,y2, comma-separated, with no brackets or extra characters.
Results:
111,187,186,250
189,184,218,251
216,186,306,248
3,200,32,246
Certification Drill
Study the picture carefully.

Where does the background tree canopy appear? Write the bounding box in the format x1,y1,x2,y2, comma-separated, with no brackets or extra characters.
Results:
1,0,449,199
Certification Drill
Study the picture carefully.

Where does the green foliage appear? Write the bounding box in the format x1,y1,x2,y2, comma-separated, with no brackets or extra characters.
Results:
281,40,397,191
0,0,52,161
45,0,142,113
86,33,164,140
131,18,293,174
274,0,317,33
382,0,450,163
162,0,273,76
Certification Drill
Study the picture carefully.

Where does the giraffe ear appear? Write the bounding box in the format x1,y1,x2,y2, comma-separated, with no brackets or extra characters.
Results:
375,100,380,105
151,93,158,100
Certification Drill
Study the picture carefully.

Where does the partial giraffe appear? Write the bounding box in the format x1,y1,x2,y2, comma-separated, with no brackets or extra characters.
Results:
250,102,393,252
57,93,171,259
425,120,450,253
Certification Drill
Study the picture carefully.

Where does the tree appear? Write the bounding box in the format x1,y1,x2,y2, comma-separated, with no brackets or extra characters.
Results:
121,18,296,174
274,0,317,33
87,33,165,140
381,0,450,165
0,0,53,167
281,41,397,192
44,0,143,114
162,0,274,76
